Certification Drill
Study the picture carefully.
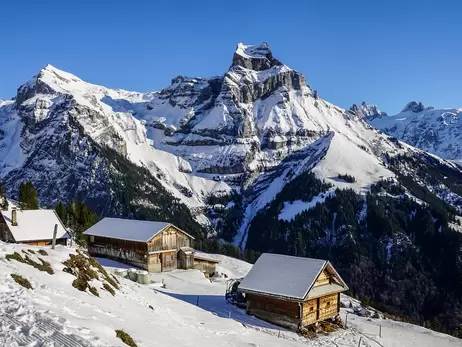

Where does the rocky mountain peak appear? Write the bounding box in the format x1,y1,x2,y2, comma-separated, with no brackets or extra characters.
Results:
231,42,283,71
350,101,388,120
401,101,428,113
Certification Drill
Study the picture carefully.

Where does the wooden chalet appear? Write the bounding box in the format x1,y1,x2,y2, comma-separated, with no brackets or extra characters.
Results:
238,253,348,331
84,218,218,274
0,201,70,246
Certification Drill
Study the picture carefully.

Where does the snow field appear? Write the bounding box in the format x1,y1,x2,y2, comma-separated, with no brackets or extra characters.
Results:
1,242,460,347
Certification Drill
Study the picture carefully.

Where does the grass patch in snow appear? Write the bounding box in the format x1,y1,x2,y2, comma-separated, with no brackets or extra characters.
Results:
5,252,54,274
103,282,115,296
38,249,48,256
115,330,137,347
63,251,119,296
148,305,154,310
11,274,33,289
27,249,36,254
88,256,119,290
6,252,26,263
89,286,99,297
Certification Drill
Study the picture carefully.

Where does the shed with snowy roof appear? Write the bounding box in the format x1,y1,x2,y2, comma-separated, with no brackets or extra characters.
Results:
0,201,70,246
238,253,348,331
83,218,196,272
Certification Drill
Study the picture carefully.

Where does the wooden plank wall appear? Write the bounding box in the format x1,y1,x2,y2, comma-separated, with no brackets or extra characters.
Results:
313,269,331,287
148,226,191,252
246,294,300,330
318,293,339,321
92,236,147,253
302,298,318,326
161,251,177,272
178,250,194,269
193,259,216,276
0,215,14,242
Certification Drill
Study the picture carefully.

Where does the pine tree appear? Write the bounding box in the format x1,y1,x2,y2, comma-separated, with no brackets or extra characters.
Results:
55,201,66,223
18,182,39,210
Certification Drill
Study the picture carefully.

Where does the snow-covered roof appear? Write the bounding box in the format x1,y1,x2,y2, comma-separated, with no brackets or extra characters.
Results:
0,204,69,242
238,253,346,301
194,253,220,263
83,218,194,243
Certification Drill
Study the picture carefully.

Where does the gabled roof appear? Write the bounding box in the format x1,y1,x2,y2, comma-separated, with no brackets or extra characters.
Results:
0,203,69,242
83,218,194,243
238,253,347,301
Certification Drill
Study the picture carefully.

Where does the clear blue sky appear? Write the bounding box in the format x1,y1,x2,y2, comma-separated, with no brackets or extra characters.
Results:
1,0,461,114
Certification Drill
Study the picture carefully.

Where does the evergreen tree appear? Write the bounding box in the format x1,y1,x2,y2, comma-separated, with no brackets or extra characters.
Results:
18,182,39,210
55,201,65,223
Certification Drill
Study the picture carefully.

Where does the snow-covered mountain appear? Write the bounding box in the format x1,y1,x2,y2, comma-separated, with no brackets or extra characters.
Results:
1,43,462,242
368,101,462,163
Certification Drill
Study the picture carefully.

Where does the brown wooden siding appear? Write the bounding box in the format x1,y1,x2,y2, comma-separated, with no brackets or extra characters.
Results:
302,298,318,326
178,250,194,270
147,226,191,252
161,250,177,272
88,236,148,269
246,293,300,330
0,214,14,242
317,293,339,321
313,269,332,287
193,259,217,276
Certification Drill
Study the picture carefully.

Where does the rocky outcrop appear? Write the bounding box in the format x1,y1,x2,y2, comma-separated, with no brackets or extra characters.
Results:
402,101,429,113
350,101,388,120
231,42,283,71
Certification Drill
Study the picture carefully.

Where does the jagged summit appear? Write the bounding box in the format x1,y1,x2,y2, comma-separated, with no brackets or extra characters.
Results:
350,101,388,120
232,42,283,71
401,101,431,113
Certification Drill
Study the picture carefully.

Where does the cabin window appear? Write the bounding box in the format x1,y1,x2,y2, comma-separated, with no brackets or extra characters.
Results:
165,255,172,261
327,301,331,306
90,236,94,243
310,306,314,312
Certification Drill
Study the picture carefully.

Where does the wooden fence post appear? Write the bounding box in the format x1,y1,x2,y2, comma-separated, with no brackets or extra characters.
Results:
196,296,200,306
357,336,362,347
51,224,57,250
345,314,348,328
278,330,281,338
379,325,382,337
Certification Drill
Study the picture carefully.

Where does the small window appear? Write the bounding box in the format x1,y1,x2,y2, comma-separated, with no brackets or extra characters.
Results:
327,301,331,306
310,306,314,312
90,236,94,243
165,255,172,261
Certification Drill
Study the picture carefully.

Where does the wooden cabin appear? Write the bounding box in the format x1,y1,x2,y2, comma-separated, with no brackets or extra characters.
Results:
0,202,70,246
238,253,348,331
193,253,220,277
83,218,196,272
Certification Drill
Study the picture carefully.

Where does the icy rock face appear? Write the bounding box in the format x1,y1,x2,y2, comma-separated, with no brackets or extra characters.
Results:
232,42,283,71
144,42,311,175
350,101,388,121
401,101,428,113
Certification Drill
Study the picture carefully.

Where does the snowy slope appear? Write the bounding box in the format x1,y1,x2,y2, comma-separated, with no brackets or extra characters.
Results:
0,242,459,347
